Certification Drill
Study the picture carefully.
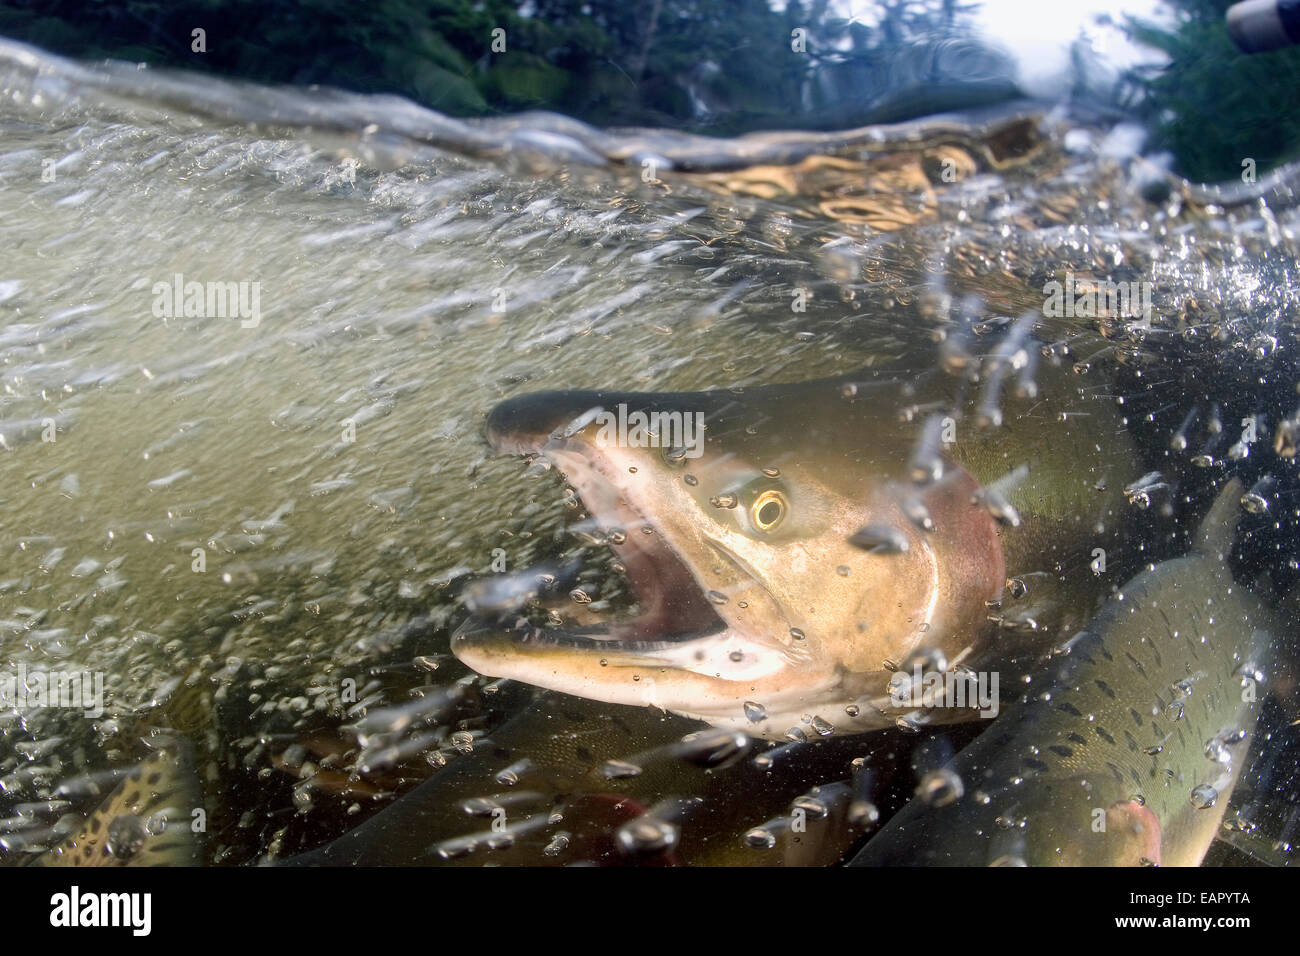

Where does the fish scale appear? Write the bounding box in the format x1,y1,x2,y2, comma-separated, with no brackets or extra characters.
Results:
852,479,1274,866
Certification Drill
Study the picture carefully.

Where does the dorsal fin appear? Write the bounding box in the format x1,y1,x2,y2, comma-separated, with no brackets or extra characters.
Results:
1195,478,1245,557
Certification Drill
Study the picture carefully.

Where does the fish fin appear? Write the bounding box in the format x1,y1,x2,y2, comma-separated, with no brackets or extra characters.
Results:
1105,800,1162,867
34,742,203,866
1194,477,1245,557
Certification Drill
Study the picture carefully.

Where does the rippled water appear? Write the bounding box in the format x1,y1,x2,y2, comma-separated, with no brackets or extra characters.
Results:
1,37,1297,866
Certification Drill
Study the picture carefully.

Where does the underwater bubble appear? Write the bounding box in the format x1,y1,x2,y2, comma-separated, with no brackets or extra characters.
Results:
543,832,571,857
662,446,690,467
434,835,479,859
449,731,475,754
848,523,909,554
972,488,1022,527
791,795,829,820
988,855,1029,867
753,740,801,771
744,826,778,850
496,759,533,786
1205,729,1246,764
616,817,678,856
1233,661,1266,684
1204,738,1230,765
683,475,698,487
811,716,834,737
1170,406,1199,452
1242,476,1275,514
461,797,503,817
600,759,643,780
1164,700,1185,722
707,590,729,605
849,800,880,826
710,493,738,509
939,336,974,376
743,701,768,722
569,588,593,604
1125,471,1169,505
901,646,948,676
789,627,805,641
1249,333,1277,360
1274,416,1299,458
917,768,964,807
761,467,780,478
1189,784,1218,810
106,814,148,861
673,728,750,768
844,704,861,718
902,497,935,531
1241,492,1269,514
784,727,808,744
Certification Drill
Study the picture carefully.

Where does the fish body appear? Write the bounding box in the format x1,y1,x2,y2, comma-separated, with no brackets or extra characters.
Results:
851,479,1273,866
454,361,1134,739
284,689,889,866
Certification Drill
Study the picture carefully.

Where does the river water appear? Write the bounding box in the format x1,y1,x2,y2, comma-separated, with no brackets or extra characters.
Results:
0,37,1297,865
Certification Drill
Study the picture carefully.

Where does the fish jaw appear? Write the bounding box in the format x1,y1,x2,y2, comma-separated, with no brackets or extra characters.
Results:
452,617,843,733
455,385,1006,737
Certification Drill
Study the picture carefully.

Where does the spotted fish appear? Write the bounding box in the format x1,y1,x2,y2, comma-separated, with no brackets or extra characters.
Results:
31,743,202,867
851,478,1276,866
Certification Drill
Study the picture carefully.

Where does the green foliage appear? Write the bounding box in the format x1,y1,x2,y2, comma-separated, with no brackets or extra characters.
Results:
1122,0,1300,180
0,0,1004,132
0,0,803,127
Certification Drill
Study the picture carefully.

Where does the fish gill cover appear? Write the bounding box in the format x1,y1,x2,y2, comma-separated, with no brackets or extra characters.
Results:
0,1,1296,872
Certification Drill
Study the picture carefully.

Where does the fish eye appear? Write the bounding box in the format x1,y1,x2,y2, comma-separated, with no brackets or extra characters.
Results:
750,489,788,533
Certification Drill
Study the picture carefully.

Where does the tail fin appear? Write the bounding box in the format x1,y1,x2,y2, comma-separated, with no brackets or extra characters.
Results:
33,742,203,867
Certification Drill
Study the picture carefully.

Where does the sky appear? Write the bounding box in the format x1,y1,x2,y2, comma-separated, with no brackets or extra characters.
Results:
973,0,1170,92
832,0,1174,94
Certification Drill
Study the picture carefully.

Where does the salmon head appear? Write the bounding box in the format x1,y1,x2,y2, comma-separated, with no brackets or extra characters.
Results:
452,377,1011,739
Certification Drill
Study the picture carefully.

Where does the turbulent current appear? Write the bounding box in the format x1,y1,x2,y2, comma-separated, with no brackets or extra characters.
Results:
0,37,1298,865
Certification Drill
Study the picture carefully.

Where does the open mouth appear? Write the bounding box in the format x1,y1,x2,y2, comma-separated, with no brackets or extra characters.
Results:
456,393,728,653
